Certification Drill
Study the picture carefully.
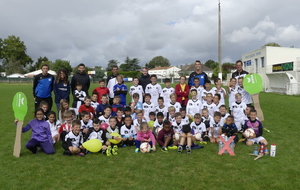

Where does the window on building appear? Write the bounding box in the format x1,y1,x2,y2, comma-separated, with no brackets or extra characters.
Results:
261,57,265,68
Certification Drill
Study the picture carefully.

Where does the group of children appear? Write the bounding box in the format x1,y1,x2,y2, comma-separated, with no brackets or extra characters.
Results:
16,74,268,156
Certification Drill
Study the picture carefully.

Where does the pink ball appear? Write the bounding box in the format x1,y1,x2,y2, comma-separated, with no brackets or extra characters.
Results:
100,123,109,130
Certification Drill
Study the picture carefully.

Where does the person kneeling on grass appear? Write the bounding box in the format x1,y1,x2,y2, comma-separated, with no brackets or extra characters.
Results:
62,120,86,157
243,109,268,146
177,124,194,154
221,115,238,144
85,118,118,156
135,122,156,153
157,120,178,153
14,108,55,155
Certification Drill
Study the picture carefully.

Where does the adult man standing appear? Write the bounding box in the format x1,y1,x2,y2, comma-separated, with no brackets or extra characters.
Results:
107,65,119,105
188,60,209,87
71,63,90,96
232,60,249,79
33,64,54,114
138,67,151,92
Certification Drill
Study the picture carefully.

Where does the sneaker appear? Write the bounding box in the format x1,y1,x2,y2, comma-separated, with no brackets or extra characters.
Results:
106,146,112,156
112,145,118,155
77,152,85,157
161,147,168,153
135,148,139,153
186,145,191,154
122,144,127,147
63,150,72,156
167,145,178,150
177,145,183,153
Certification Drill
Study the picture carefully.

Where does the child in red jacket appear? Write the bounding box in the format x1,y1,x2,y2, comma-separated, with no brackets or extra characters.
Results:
175,76,190,107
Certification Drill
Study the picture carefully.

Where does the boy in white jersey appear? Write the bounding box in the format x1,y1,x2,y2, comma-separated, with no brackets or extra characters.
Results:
231,93,247,132
201,93,216,117
80,111,93,134
145,74,162,107
190,77,204,102
91,92,99,110
227,78,238,110
180,108,190,125
133,110,146,131
167,106,176,124
201,80,214,103
142,93,156,121
168,93,181,113
172,112,185,141
153,112,164,137
120,116,137,146
191,113,207,142
98,106,112,125
160,78,174,105
211,78,227,105
155,97,168,117
186,89,202,117
237,77,253,105
213,94,224,113
209,112,222,143
62,120,85,156
129,77,144,103
219,105,230,126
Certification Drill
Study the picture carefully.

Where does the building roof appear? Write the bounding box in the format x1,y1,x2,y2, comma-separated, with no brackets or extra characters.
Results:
149,66,178,71
179,63,213,72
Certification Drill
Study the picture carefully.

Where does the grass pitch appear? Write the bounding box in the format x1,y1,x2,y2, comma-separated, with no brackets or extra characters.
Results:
0,83,299,190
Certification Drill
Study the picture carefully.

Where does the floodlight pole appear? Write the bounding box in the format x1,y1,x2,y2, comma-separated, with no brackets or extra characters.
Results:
218,0,222,80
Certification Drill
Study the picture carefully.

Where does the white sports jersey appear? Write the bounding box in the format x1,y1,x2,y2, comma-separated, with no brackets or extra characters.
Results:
214,102,225,113
186,99,202,117
160,87,175,105
74,90,86,109
201,89,215,103
107,126,119,134
47,120,61,137
191,86,204,102
167,102,181,113
181,116,190,125
133,118,146,131
209,119,221,138
65,131,83,147
211,87,227,105
107,77,117,98
168,115,176,125
201,102,216,117
91,101,99,110
120,125,137,138
237,86,253,104
231,101,247,120
98,115,111,125
220,112,230,126
172,121,184,133
190,121,206,134
228,86,238,108
155,106,168,117
153,120,164,131
143,102,156,121
80,119,93,130
129,85,144,103
87,129,105,142
145,83,162,107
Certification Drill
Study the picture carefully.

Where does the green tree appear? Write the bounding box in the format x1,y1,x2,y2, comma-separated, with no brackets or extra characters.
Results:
204,59,218,69
119,56,141,71
0,35,33,74
263,42,280,47
145,56,170,69
106,59,119,71
212,62,235,80
51,59,72,74
94,66,105,78
28,56,51,72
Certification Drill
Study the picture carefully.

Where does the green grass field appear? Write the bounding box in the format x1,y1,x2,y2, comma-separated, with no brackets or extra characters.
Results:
1,83,299,190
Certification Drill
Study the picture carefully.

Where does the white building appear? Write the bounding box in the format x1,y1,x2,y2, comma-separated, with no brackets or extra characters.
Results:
242,46,300,95
7,73,25,78
148,66,181,78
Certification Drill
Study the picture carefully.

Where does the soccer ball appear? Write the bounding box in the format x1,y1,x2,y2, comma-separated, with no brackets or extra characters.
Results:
155,127,162,135
174,133,180,140
244,128,255,138
195,132,202,140
140,142,151,153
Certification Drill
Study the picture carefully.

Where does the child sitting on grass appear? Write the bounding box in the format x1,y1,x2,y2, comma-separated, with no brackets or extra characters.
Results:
177,124,194,154
209,112,222,143
120,116,137,147
59,110,73,142
80,111,93,134
243,109,268,146
106,116,122,148
47,111,61,144
157,120,178,153
221,115,238,144
62,120,85,157
135,122,156,153
191,113,208,143
15,108,55,154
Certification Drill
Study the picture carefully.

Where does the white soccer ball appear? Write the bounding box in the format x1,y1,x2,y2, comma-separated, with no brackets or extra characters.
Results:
244,128,255,138
195,132,202,140
174,133,180,140
140,142,151,153
155,127,162,135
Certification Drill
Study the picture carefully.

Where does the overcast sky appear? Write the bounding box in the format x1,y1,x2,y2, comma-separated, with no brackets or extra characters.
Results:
1,0,300,68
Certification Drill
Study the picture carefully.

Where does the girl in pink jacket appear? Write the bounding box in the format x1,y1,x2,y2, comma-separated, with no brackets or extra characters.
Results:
135,122,156,153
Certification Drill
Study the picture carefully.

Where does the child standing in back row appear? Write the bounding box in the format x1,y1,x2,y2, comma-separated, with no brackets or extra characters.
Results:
160,78,174,105
175,76,190,108
145,74,162,107
93,79,109,104
129,77,144,103
113,75,128,106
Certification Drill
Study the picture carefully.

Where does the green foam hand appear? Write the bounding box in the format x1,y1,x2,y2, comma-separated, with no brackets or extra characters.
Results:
12,92,28,121
243,74,263,95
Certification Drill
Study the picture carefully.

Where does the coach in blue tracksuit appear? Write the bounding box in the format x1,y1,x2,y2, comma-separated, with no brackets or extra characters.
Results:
188,60,210,87
33,64,54,115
